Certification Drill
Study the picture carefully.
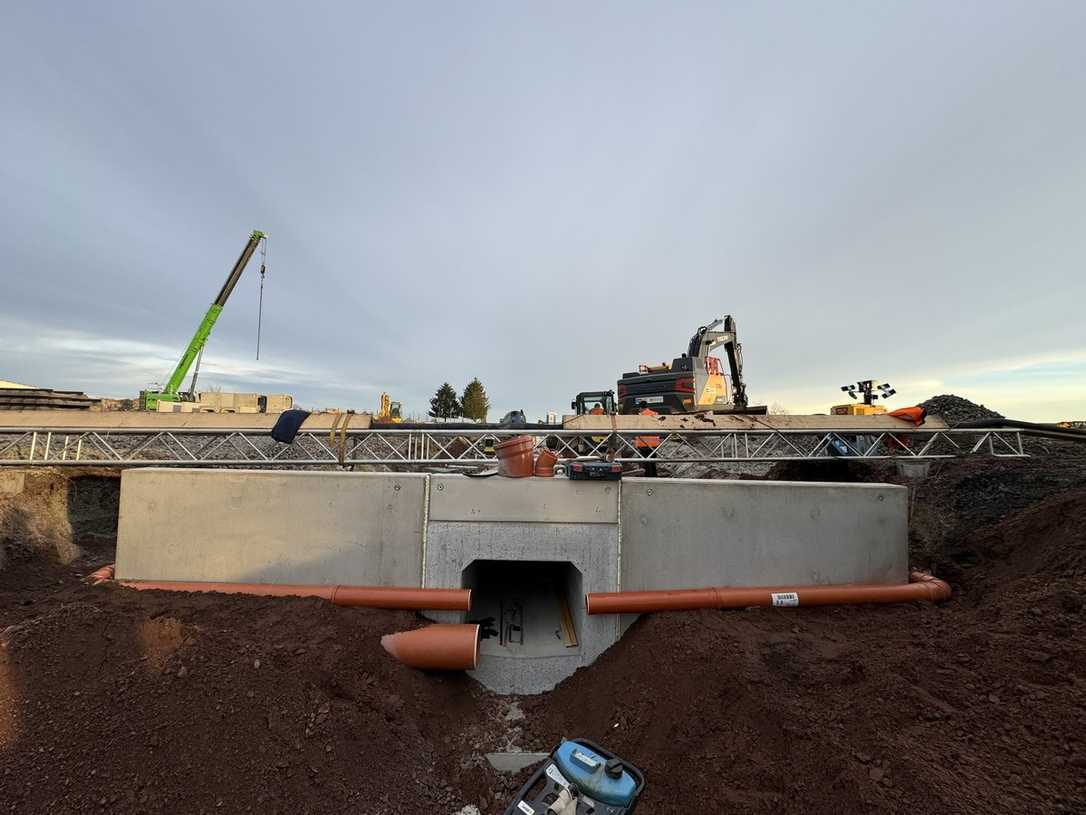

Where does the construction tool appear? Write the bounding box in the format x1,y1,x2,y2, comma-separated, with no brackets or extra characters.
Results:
140,230,267,411
616,315,766,415
504,739,644,815
567,461,623,481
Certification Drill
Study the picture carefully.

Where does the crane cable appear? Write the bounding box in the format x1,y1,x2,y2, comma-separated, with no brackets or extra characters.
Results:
255,235,267,360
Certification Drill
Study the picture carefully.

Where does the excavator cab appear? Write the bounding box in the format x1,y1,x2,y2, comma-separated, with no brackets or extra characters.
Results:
572,391,616,416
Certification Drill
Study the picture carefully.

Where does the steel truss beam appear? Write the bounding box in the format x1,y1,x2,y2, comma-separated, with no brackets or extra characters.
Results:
0,426,1027,468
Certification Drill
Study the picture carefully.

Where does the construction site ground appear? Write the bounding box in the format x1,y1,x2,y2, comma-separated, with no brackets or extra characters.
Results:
1,424,1084,812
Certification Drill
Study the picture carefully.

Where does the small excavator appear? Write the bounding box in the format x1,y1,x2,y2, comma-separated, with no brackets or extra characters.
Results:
615,315,765,415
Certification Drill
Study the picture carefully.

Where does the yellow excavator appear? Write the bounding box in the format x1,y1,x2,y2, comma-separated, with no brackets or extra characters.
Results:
377,392,403,424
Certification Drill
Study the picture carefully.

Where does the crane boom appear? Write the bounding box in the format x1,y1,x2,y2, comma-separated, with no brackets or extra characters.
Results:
140,230,266,411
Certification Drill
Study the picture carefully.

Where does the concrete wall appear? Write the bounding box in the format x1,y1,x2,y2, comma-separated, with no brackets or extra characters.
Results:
620,478,908,591
115,469,425,585
114,469,909,694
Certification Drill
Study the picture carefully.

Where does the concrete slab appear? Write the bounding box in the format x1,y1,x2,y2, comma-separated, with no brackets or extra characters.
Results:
485,752,551,773
620,478,908,591
0,410,371,430
115,469,425,585
429,475,618,524
562,413,948,431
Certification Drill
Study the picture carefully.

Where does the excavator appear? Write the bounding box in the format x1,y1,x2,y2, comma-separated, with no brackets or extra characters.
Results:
140,230,267,410
615,315,765,415
376,392,403,424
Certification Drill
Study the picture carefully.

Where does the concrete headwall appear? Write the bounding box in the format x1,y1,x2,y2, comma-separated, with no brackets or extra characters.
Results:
115,469,425,585
425,475,621,693
620,478,908,590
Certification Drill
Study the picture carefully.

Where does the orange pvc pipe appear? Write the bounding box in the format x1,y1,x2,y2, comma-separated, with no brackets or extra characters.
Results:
585,571,950,614
380,623,480,670
87,564,116,585
117,579,471,611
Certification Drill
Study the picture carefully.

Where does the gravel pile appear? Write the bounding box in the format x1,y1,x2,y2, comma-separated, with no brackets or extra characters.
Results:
920,394,1003,425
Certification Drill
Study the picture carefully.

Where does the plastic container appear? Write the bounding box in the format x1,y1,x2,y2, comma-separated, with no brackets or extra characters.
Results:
495,435,535,478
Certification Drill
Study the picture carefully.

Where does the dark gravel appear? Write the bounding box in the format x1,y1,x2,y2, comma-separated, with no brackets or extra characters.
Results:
921,394,1003,426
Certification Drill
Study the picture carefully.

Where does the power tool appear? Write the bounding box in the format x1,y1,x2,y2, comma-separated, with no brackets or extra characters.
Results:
503,739,644,814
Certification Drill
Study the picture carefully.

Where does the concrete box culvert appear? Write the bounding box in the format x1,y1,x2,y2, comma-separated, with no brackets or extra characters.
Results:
114,470,908,694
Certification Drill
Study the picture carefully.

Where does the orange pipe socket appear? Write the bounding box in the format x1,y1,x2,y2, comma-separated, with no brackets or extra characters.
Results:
381,623,480,670
118,579,471,611
585,571,951,614
496,435,535,477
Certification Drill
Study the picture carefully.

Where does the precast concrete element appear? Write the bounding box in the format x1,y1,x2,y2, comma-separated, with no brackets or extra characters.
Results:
620,478,908,590
428,475,618,523
113,469,910,694
115,469,425,586
425,474,620,694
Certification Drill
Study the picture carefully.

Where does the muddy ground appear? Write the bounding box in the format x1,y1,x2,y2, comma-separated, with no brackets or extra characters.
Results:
1,447,1084,814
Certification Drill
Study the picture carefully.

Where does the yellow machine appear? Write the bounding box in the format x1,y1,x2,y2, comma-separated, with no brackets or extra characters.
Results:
831,403,887,416
377,392,403,423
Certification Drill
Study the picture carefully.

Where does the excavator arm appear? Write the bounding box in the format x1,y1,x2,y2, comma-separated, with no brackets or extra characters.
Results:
687,315,749,409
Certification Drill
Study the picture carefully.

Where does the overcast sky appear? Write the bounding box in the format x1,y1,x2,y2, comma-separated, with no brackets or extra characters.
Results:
2,1,1084,421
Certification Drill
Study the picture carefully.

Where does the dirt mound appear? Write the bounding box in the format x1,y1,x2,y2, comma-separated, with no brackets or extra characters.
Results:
520,487,1086,813
0,469,118,572
920,394,1003,425
0,572,508,814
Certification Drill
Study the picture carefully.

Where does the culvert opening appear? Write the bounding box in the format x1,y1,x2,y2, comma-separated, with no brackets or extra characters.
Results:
462,560,582,658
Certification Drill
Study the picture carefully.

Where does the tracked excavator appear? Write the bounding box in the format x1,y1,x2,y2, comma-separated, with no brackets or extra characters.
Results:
615,315,765,415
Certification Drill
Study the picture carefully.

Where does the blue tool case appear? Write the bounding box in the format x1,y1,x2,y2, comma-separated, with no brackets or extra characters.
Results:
503,738,645,814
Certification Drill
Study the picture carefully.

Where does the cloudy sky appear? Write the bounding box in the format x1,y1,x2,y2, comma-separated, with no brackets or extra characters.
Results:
2,1,1084,421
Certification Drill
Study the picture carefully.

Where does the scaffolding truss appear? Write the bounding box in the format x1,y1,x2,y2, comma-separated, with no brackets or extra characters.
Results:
0,426,1027,469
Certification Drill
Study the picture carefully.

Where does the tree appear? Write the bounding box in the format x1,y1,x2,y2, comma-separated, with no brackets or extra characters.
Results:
768,402,790,415
460,378,491,423
428,383,461,420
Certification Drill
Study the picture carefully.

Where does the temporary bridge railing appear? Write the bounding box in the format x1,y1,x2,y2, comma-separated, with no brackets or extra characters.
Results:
0,426,1027,468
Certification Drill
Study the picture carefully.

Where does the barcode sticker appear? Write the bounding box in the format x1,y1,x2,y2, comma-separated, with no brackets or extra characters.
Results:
771,592,799,607
517,801,535,815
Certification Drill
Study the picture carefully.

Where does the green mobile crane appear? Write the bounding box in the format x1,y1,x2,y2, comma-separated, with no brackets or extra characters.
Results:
139,230,267,411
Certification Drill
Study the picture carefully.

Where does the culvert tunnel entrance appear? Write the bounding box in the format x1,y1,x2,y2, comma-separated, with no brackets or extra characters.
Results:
462,560,582,658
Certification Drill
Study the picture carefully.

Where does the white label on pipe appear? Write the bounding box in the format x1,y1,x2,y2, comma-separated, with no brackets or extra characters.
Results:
517,801,536,815
771,592,799,607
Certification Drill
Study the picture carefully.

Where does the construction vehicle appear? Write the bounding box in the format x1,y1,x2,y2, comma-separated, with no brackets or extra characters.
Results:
616,315,765,415
831,380,896,416
140,230,267,411
571,390,616,416
376,392,403,423
504,738,645,814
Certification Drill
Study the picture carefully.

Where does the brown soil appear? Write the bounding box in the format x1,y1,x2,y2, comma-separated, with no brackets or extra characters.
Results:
1,453,1084,814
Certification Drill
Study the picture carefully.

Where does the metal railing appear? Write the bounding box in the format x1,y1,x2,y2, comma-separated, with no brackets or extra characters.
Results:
0,426,1027,468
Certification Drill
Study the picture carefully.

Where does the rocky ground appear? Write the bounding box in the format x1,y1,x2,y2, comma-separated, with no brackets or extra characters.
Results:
0,398,1083,814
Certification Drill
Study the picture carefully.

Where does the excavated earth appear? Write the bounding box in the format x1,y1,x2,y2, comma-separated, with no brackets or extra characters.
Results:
1,415,1085,813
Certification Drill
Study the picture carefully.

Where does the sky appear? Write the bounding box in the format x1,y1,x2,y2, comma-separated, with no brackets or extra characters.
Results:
1,1,1084,422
